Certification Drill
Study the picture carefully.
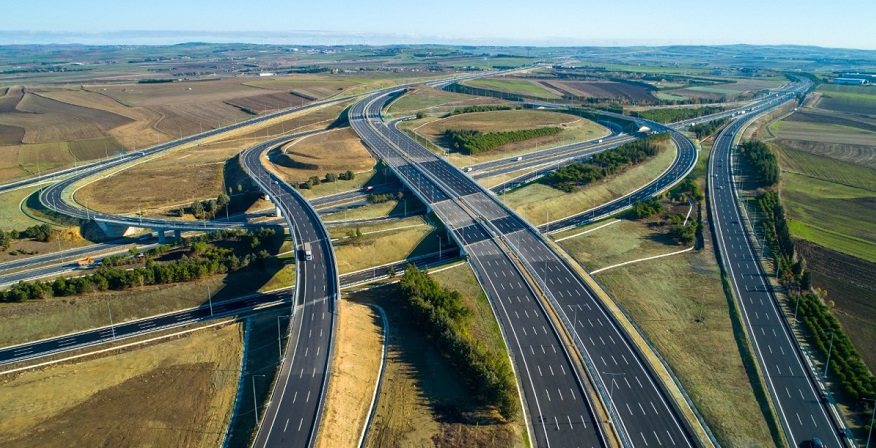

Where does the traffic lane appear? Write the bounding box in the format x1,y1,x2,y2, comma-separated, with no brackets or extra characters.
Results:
467,240,603,448
511,229,696,447
710,126,841,447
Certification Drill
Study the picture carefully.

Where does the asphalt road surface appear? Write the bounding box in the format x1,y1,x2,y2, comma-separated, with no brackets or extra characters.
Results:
708,88,847,448
352,93,610,448
242,135,339,448
357,90,700,448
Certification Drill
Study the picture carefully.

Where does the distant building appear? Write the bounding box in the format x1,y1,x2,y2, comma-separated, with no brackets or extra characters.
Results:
259,72,275,77
841,73,876,82
834,78,867,85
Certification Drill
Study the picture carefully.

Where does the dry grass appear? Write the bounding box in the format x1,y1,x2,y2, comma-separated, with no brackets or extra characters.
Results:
350,282,525,448
0,323,243,448
386,85,511,116
9,93,132,144
331,217,439,274
502,140,677,224
242,75,360,99
554,218,684,270
0,227,90,264
773,120,876,146
273,127,374,174
316,300,383,448
0,275,238,346
558,218,774,447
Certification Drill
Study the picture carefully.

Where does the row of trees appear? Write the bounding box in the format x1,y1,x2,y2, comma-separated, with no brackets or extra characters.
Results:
399,266,519,420
739,140,779,187
187,194,230,220
631,198,663,219
796,291,876,402
0,228,280,303
0,224,55,249
544,133,668,192
689,118,729,139
443,127,563,155
299,170,355,189
633,106,724,124
448,105,518,116
367,192,401,204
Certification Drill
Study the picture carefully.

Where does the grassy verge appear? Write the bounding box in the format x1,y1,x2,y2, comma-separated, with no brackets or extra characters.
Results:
321,196,425,222
503,140,676,224
0,185,46,230
330,217,440,274
348,268,526,447
0,322,242,448
316,300,383,448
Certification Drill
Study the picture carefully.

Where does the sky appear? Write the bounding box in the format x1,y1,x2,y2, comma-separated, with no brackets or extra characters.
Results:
2,0,873,50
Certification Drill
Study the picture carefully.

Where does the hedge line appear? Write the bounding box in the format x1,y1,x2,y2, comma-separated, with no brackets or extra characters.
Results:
444,127,562,155
740,140,779,187
399,265,519,420
633,106,724,124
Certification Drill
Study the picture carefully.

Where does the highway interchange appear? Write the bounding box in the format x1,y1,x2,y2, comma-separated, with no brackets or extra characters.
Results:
0,70,855,448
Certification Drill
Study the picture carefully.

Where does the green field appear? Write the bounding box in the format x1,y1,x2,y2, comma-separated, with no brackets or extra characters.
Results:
0,186,45,230
782,173,876,262
773,120,876,146
776,147,876,192
462,78,561,99
816,84,876,115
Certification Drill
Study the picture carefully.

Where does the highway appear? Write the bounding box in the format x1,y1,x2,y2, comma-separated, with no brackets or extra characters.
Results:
241,135,339,448
708,85,847,448
352,93,608,448
0,249,452,367
356,90,699,448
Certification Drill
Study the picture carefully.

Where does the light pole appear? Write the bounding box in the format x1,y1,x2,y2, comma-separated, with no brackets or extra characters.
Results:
106,299,116,340
824,332,834,377
794,295,801,323
277,315,290,361
602,371,625,430
207,284,214,317
864,397,875,448
437,234,442,260
252,374,266,423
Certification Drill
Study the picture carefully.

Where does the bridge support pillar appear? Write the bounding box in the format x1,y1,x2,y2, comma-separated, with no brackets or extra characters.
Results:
95,220,137,239
157,229,167,244
174,230,182,241
275,206,282,218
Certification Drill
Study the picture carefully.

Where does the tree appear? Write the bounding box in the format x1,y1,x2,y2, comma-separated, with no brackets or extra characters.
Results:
191,200,205,219
217,193,230,209
308,176,321,187
415,111,426,119
801,271,812,291
325,172,338,183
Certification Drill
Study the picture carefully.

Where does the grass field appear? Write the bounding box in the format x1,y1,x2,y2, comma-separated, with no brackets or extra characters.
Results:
270,127,374,188
386,85,511,116
0,323,242,448
0,185,45,230
502,140,676,224
349,273,525,448
556,210,774,446
796,240,876,372
0,261,290,346
816,84,876,115
772,119,876,146
462,77,562,99
774,138,876,170
781,173,876,262
776,146,876,192
330,217,440,274
321,196,424,222
413,109,608,165
316,300,383,448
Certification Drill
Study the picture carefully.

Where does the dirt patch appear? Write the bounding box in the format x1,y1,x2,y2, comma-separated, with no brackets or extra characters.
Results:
316,300,383,448
0,323,242,448
12,93,133,144
0,124,25,146
225,92,311,114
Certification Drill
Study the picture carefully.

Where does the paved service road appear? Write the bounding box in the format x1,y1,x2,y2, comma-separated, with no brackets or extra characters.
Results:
709,88,847,448
352,93,609,448
242,136,339,448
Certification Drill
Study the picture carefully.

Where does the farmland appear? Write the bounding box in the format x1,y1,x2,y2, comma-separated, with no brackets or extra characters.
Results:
0,323,242,448
461,77,563,99
386,85,511,116
541,79,656,102
816,84,876,115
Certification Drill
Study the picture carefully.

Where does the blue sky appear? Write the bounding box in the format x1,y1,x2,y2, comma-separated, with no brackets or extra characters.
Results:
3,0,873,49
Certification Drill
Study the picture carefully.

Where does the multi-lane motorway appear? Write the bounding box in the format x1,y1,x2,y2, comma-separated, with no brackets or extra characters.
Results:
352,93,609,448
241,136,339,448
353,90,705,448
709,88,847,448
